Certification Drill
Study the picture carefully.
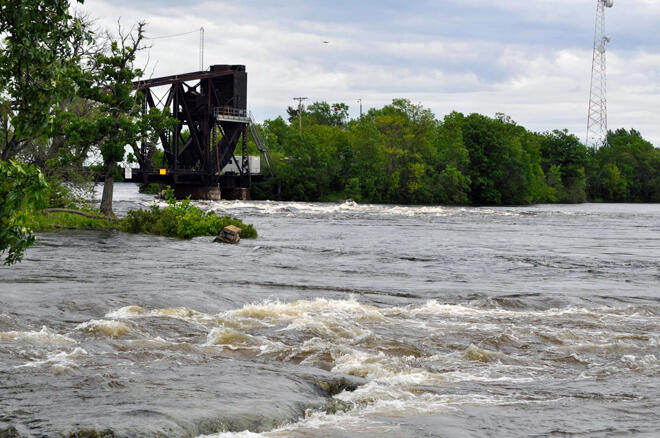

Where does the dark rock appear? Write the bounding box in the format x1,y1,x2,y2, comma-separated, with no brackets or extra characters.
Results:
316,376,361,396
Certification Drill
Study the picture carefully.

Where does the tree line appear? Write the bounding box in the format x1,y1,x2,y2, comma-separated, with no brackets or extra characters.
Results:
253,99,660,205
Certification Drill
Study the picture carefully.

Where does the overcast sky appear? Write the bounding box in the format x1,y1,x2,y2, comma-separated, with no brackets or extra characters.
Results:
79,0,660,145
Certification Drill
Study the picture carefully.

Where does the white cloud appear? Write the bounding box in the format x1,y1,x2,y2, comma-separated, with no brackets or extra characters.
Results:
79,0,660,145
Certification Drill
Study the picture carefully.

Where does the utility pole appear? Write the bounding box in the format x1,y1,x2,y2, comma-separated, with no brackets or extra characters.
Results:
293,97,308,133
357,99,362,117
199,27,205,71
586,0,614,148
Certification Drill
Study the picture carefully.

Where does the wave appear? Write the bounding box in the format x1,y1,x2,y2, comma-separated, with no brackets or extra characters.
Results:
106,305,217,325
76,319,132,338
0,326,76,345
16,347,88,374
203,199,538,219
95,297,659,437
1,296,652,436
101,298,660,360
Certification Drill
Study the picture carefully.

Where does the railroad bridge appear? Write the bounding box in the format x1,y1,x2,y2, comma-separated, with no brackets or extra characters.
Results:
131,64,270,200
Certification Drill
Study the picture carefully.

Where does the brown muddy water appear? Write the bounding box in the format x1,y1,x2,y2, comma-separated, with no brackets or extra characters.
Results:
1,184,659,437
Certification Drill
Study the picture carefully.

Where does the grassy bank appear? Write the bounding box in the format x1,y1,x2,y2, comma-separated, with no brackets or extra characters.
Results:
29,209,119,232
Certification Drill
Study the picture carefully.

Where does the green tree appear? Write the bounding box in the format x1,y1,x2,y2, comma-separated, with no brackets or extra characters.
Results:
462,113,540,205
538,130,588,203
365,99,437,203
0,161,48,265
0,0,85,160
587,128,659,202
346,119,388,202
545,165,562,202
435,112,471,204
30,12,106,181
306,101,350,127
436,164,471,204
79,22,173,215
600,163,627,201
0,0,88,263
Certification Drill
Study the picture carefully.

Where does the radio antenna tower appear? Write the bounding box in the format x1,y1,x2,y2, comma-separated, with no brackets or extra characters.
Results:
586,0,614,148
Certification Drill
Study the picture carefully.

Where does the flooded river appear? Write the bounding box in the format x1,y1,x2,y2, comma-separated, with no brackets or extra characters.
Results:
1,184,659,437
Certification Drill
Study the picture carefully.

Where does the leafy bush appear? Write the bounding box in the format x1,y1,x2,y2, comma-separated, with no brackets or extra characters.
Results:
122,187,256,239
0,161,48,265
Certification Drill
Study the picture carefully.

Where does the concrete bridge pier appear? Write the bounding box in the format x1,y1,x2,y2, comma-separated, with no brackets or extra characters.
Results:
223,187,250,200
173,185,222,201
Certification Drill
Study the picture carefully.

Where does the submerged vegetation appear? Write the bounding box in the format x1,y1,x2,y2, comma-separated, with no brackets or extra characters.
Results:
23,192,256,249
28,209,118,232
26,187,256,242
122,187,257,239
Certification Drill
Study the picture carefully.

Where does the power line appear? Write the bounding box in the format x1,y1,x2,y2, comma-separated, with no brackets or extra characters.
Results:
145,27,206,71
146,29,200,40
199,27,205,71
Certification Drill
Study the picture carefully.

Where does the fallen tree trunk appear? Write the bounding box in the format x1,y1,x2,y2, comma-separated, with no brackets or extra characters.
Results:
43,208,119,222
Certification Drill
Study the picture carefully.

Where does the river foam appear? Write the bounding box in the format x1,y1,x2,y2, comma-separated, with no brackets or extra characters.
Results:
0,326,76,345
17,347,88,374
76,319,132,338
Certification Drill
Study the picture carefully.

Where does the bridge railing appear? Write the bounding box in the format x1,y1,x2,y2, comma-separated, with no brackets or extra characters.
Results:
214,107,248,120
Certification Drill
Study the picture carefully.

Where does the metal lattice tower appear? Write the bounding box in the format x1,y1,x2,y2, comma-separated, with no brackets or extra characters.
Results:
586,0,614,148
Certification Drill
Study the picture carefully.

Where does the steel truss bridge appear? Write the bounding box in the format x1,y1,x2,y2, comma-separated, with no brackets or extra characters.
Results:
131,64,270,199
